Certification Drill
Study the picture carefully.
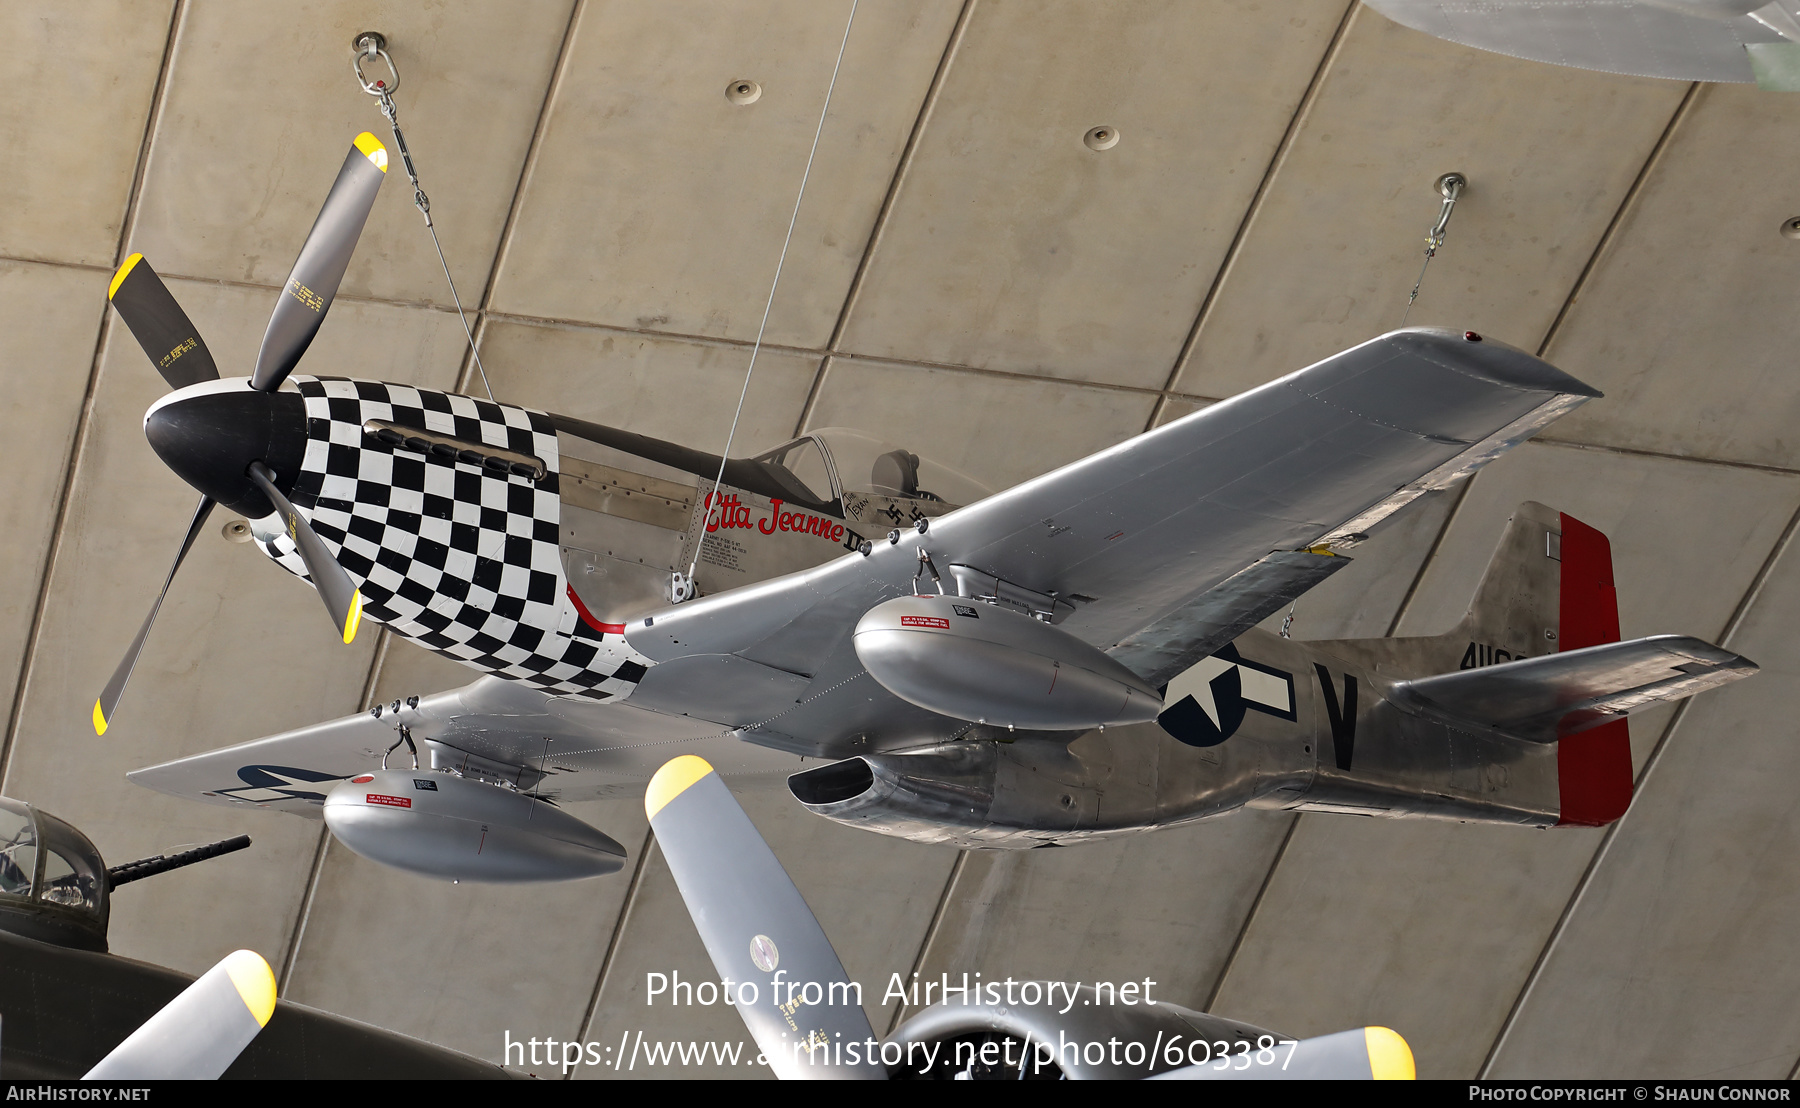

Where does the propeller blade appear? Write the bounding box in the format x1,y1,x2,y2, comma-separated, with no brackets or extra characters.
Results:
1151,1026,1415,1080
82,949,276,1079
93,495,215,735
245,462,362,644
106,254,219,390
646,756,884,1079
249,132,388,392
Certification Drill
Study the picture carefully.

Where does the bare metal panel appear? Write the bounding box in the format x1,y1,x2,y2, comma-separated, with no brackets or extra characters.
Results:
559,456,695,533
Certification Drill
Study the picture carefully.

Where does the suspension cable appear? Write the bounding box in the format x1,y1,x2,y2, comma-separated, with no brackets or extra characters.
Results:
681,1,861,597
353,37,497,403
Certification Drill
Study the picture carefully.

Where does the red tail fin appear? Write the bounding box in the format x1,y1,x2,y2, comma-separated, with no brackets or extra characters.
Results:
1555,513,1632,826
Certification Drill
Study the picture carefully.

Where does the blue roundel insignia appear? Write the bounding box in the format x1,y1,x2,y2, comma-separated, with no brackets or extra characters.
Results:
1156,644,1295,748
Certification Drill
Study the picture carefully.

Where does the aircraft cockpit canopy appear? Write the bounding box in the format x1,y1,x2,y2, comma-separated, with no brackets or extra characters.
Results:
760,428,993,512
0,796,109,951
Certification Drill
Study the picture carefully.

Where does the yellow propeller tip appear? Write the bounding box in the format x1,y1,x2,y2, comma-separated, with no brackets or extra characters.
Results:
646,755,715,820
353,132,388,173
222,950,277,1027
92,700,108,736
108,254,143,300
1365,1026,1415,1080
342,591,363,645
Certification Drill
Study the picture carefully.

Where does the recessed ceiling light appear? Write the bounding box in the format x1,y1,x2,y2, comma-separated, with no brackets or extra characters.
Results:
726,79,761,105
1084,125,1120,151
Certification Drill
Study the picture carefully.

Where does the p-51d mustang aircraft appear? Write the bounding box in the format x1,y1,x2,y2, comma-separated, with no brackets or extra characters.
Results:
106,132,1753,881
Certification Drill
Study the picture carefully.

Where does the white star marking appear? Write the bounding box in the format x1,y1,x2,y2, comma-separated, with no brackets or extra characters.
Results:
1166,655,1237,727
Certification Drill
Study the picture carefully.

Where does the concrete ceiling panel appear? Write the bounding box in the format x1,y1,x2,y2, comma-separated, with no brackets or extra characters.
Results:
490,0,962,349
1171,7,1686,401
0,0,172,267
129,0,572,305
906,810,1293,1021
803,358,1155,492
0,280,470,975
1212,815,1601,1078
475,319,819,457
1487,535,1800,1079
1541,83,1800,470
837,0,1352,389
0,262,113,732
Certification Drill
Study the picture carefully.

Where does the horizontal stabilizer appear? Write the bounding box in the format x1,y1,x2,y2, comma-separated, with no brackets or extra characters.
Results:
1390,635,1756,744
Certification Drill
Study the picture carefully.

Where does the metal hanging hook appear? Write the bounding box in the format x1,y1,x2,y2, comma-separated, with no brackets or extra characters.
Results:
1425,172,1466,256
352,32,399,96
1402,171,1468,325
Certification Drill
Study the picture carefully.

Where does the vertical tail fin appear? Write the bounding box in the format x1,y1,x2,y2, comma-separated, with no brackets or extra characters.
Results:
1458,501,1632,824
1312,501,1634,825
1552,512,1632,826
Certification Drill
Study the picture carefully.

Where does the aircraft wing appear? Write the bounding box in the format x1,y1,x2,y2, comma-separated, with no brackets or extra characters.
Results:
1389,634,1758,743
627,329,1600,711
126,675,808,813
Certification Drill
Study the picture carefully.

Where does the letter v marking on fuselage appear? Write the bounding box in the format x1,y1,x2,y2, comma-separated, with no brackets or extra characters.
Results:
1314,664,1358,771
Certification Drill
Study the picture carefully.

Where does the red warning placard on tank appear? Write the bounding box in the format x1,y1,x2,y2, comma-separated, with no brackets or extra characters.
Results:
900,615,951,629
365,793,412,808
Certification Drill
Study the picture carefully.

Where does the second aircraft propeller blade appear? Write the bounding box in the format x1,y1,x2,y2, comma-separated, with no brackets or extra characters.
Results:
245,462,362,645
93,494,215,736
106,254,219,390
250,133,388,393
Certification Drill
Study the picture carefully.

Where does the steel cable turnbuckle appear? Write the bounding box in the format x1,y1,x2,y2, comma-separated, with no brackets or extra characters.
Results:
350,31,496,402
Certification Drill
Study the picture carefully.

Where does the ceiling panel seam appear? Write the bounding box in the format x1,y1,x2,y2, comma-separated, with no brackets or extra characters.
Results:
794,0,974,439
1535,83,1702,361
884,850,967,1036
1477,494,1800,1077
276,830,337,994
1384,477,1478,639
818,0,974,356
1200,812,1301,1013
1142,0,1359,435
0,0,187,790
449,0,584,402
276,628,394,991
571,824,658,1068
1531,436,1800,478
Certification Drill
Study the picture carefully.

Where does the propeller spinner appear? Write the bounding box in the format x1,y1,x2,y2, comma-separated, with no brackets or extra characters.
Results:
92,132,390,735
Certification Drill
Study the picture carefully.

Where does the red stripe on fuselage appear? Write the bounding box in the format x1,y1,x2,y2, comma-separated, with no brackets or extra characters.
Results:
1555,512,1632,827
565,584,625,636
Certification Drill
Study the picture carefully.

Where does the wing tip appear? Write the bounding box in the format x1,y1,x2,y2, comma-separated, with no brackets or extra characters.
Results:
92,699,109,736
646,755,714,820
1382,327,1603,399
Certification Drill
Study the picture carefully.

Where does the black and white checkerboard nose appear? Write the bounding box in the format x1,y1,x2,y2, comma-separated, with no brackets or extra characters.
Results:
144,379,308,518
